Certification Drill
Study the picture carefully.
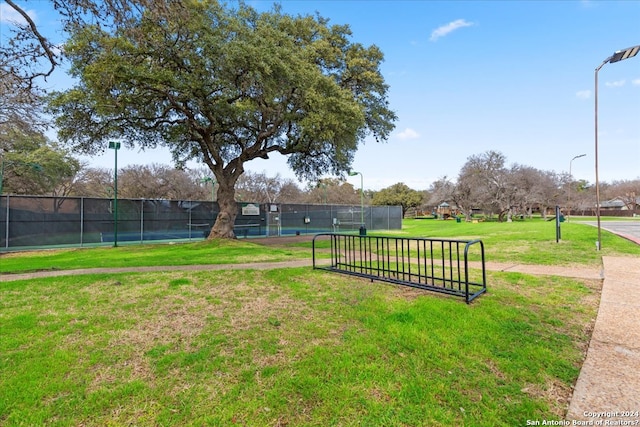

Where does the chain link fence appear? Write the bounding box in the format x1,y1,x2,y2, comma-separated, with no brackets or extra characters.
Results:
0,195,402,250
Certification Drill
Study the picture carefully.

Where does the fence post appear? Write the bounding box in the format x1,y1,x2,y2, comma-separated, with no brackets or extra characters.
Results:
4,195,9,248
189,200,192,240
80,197,84,247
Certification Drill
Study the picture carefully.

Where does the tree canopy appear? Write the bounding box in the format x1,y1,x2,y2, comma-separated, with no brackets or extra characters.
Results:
371,182,423,216
0,123,81,196
48,0,396,238
429,150,576,221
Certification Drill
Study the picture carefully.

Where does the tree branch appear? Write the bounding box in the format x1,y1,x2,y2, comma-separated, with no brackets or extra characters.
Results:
5,0,59,82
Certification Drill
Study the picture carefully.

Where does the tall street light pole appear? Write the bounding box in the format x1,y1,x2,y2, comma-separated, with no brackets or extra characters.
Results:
349,171,365,234
109,141,121,247
567,153,586,222
594,44,639,251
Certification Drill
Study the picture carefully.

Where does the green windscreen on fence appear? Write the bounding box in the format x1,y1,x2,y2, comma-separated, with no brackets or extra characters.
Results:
0,195,402,250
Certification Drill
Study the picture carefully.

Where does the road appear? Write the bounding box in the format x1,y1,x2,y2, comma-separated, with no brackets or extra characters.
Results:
576,220,640,245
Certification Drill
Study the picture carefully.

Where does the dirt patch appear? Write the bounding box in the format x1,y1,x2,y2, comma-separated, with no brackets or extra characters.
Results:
521,377,573,417
248,234,318,247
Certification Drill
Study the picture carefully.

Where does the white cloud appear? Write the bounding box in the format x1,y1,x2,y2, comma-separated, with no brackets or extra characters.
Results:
430,19,474,42
631,78,640,86
576,90,591,100
0,3,37,25
397,128,420,140
605,80,626,88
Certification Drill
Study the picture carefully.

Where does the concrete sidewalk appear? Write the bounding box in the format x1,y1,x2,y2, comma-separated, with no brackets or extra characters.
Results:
0,259,324,282
567,256,640,420
0,259,602,282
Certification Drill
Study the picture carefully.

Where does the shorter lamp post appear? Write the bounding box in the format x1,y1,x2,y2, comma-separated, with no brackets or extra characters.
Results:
567,153,586,222
348,171,365,235
200,176,216,226
108,141,121,247
200,177,216,202
317,181,327,205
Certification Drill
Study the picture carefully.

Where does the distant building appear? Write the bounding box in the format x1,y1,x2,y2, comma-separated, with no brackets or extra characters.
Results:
600,197,640,210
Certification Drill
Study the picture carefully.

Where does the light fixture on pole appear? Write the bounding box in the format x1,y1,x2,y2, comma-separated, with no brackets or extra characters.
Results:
567,153,586,222
348,171,365,234
200,176,216,226
108,141,121,247
317,181,327,205
200,176,216,202
594,44,639,251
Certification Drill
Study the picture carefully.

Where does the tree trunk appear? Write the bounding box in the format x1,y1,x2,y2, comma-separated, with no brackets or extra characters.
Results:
208,177,238,239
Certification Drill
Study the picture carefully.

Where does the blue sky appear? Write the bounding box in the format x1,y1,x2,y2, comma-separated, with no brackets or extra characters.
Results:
2,0,639,190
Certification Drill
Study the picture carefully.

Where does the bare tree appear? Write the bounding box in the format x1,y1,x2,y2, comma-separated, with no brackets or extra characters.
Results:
304,178,360,205
234,172,305,204
429,154,569,221
510,165,548,218
534,170,563,219
112,164,204,200
70,167,112,197
456,151,512,220
571,179,593,215
276,180,305,204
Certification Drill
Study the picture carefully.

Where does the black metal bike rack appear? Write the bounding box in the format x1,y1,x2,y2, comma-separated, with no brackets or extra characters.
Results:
312,233,487,304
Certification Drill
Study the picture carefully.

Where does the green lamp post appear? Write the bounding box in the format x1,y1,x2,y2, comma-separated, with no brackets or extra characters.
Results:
200,176,216,229
109,141,121,247
200,177,216,202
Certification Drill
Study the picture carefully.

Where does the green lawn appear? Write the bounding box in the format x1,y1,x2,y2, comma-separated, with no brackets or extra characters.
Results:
3,217,639,274
0,239,311,274
395,217,640,265
1,217,637,425
302,217,640,266
1,267,596,426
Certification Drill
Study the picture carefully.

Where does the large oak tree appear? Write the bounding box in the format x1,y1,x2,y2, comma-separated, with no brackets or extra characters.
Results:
48,0,396,238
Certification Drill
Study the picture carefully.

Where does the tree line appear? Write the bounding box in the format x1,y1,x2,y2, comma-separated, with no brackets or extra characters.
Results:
428,150,639,220
2,125,639,219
